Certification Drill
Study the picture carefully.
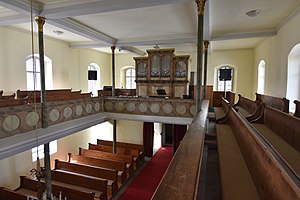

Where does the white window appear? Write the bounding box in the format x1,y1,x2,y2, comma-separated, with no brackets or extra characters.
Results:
26,57,41,90
257,60,265,94
217,67,233,91
88,63,100,97
31,140,57,162
125,68,136,89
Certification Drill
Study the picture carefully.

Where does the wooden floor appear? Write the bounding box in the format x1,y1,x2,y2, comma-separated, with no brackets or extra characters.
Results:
198,113,221,200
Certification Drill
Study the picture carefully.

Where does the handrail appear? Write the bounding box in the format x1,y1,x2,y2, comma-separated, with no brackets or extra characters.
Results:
152,100,209,200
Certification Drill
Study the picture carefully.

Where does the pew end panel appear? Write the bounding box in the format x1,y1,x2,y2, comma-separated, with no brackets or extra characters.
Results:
294,100,300,118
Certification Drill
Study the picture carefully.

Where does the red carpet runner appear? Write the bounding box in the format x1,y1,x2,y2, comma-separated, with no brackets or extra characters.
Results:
118,146,173,200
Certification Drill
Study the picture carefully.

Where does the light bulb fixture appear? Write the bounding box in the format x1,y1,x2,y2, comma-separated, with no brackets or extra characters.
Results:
53,30,64,35
245,9,261,17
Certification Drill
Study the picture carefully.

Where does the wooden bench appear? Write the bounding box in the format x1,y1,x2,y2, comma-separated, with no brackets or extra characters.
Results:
55,159,118,197
89,143,141,169
294,100,300,118
0,98,27,107
79,148,134,177
212,91,235,107
0,187,38,200
256,92,289,113
0,93,15,100
214,97,230,122
68,153,127,184
47,169,108,200
218,105,300,199
233,94,257,117
216,123,260,200
97,139,145,161
15,176,95,200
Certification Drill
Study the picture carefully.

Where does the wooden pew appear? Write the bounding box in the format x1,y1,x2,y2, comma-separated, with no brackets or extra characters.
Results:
0,90,3,96
0,98,27,107
0,187,37,200
68,153,127,184
233,94,257,117
55,159,118,197
79,148,134,177
294,100,300,118
0,93,15,100
89,143,141,169
214,97,230,122
97,139,145,161
218,105,300,199
15,176,95,200
213,91,235,106
47,169,108,200
255,92,289,113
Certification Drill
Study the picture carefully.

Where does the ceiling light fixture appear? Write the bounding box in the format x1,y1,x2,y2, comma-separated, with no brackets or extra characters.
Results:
245,9,261,17
53,30,64,35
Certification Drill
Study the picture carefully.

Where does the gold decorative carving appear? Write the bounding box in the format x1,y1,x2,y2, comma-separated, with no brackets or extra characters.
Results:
196,0,207,16
35,16,45,32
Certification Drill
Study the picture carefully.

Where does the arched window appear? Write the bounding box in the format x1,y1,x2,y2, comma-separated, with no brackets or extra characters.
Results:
257,60,266,94
88,63,100,97
287,44,300,113
26,55,53,90
217,66,234,91
125,68,136,89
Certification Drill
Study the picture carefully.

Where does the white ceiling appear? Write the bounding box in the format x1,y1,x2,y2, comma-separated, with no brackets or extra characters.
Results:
0,0,300,55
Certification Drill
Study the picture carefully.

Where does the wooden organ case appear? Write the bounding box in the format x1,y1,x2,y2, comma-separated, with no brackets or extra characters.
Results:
134,48,189,98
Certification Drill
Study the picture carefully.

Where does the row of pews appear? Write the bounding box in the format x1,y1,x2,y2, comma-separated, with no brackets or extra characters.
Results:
0,89,92,107
214,93,300,199
0,139,145,200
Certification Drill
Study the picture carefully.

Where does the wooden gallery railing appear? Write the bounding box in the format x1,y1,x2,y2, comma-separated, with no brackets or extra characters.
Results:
152,100,209,199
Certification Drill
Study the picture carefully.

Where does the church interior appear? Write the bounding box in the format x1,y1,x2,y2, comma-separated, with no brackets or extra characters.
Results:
0,0,300,199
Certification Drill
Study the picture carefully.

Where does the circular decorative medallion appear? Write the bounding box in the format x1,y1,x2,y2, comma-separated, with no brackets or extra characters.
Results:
163,103,173,114
3,115,20,132
176,105,186,115
138,103,147,113
127,103,135,112
86,103,92,113
76,105,83,116
26,112,39,127
49,109,60,122
105,102,113,111
94,102,100,112
64,107,73,119
190,105,197,116
150,103,160,113
115,102,124,112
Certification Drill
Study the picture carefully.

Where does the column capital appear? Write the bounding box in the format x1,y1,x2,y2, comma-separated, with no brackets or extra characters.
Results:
195,0,207,16
111,46,116,52
35,16,45,32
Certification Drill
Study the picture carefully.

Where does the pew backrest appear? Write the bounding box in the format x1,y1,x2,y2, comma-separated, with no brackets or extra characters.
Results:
0,93,15,100
263,105,300,152
89,143,140,157
234,94,257,115
55,159,118,182
0,98,27,107
256,93,289,113
0,187,37,200
97,139,144,152
18,176,95,200
294,100,300,118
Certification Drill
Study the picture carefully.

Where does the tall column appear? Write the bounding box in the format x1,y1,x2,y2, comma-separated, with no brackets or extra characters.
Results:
111,46,117,153
111,46,116,97
195,0,207,113
35,16,52,200
203,40,209,99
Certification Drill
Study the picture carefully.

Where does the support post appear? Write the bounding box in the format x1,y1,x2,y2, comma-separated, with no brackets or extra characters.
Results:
35,16,52,200
203,40,209,99
195,0,207,113
111,46,116,97
113,120,117,154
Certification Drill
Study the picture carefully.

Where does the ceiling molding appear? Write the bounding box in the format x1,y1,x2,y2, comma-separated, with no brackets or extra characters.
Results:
277,6,300,31
41,0,191,19
0,0,40,15
0,14,28,26
119,46,146,56
49,18,117,45
211,30,277,41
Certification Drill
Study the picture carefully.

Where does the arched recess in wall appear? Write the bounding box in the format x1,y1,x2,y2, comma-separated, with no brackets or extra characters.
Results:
120,66,136,89
88,63,100,97
213,65,237,92
287,44,300,113
257,60,266,94
26,54,53,90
